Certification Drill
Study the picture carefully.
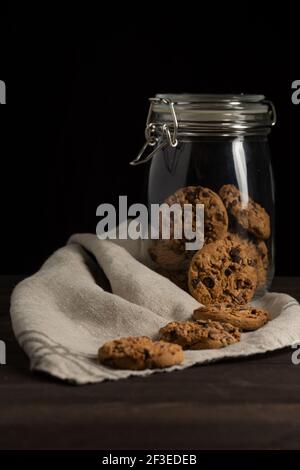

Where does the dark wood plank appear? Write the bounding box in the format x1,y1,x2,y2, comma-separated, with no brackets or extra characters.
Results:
0,276,300,449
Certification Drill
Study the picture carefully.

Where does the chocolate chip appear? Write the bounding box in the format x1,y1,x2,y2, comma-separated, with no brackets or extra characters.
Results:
202,191,209,197
192,278,200,288
229,247,241,263
216,212,224,221
224,268,232,276
203,276,215,288
144,348,150,359
187,191,196,202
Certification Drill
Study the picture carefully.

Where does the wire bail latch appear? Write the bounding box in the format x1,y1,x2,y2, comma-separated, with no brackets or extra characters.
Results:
130,98,178,166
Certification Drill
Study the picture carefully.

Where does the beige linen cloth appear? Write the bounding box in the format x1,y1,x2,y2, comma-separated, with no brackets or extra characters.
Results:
10,229,300,384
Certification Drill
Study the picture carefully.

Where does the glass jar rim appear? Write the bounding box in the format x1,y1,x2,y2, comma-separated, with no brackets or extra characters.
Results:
150,93,276,137
155,93,266,105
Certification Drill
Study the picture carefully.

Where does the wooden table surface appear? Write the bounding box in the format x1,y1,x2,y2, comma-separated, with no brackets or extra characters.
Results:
0,276,300,450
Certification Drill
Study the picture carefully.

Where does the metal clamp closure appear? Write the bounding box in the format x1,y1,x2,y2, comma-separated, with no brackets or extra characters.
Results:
130,98,178,166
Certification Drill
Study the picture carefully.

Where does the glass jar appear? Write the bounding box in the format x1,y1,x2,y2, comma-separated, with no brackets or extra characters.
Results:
131,94,276,304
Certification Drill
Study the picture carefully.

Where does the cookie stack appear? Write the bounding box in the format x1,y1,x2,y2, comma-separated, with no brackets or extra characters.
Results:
97,185,271,371
149,184,271,305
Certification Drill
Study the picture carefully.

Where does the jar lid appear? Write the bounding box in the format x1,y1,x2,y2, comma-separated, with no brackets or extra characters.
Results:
130,93,276,166
152,93,276,136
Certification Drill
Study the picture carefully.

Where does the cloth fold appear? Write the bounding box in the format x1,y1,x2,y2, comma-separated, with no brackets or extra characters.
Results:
10,232,300,384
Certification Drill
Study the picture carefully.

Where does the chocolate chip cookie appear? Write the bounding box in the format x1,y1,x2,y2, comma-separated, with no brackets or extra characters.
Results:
193,304,269,331
98,336,184,370
159,319,241,349
188,237,257,305
219,184,270,240
165,185,228,243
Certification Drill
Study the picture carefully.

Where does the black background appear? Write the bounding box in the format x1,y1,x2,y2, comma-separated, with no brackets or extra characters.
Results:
2,9,300,275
